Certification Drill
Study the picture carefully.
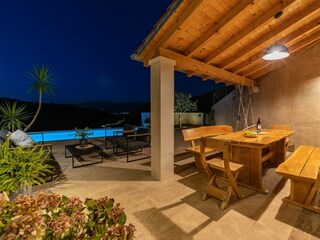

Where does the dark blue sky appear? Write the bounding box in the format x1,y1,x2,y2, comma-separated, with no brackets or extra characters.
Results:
0,0,221,104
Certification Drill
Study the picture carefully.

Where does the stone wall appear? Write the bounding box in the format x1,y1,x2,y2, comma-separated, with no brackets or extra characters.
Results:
214,43,320,148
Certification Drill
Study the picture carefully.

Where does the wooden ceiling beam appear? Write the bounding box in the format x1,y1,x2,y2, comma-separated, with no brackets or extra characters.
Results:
142,0,209,63
232,17,320,74
184,0,254,57
186,71,195,77
247,37,320,79
220,3,320,70
203,0,297,64
202,75,210,81
158,47,257,87
214,79,225,84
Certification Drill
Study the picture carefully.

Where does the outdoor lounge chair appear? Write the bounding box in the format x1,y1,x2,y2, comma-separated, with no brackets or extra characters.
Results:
114,127,151,162
104,124,136,150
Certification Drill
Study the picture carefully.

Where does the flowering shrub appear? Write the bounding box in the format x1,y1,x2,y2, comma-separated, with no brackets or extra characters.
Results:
0,192,136,239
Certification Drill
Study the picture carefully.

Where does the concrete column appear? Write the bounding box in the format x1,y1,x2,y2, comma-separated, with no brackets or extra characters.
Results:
148,56,176,180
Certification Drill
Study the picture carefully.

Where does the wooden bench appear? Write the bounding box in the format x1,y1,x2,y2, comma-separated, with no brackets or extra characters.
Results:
182,125,233,171
275,145,320,213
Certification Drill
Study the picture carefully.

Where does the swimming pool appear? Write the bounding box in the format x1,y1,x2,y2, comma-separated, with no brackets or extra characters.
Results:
28,128,125,142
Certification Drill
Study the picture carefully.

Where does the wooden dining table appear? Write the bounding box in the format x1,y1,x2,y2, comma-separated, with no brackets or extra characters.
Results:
210,128,295,193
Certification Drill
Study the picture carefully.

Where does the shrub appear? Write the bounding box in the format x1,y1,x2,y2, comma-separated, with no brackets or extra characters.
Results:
0,138,53,194
0,192,136,239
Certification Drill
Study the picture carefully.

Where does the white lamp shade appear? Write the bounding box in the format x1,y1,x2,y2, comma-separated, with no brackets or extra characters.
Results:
263,44,289,60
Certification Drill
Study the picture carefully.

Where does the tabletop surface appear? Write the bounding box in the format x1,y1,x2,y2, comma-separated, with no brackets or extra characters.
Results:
65,143,102,156
211,129,295,146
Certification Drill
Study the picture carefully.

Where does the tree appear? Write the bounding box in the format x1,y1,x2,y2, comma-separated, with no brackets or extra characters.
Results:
24,65,55,132
174,92,197,128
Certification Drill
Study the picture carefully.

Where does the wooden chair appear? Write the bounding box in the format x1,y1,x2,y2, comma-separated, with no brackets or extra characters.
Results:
200,137,244,209
181,125,233,171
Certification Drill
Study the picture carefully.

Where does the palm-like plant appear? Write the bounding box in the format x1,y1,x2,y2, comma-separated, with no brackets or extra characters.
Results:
24,65,55,132
0,137,53,195
0,101,31,132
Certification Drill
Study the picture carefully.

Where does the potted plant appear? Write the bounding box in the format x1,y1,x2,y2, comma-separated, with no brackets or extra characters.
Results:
0,138,53,196
0,192,136,239
73,127,94,147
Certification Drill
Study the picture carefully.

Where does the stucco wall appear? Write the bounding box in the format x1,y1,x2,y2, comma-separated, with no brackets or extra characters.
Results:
213,91,234,128
252,44,320,148
174,112,204,126
214,43,320,148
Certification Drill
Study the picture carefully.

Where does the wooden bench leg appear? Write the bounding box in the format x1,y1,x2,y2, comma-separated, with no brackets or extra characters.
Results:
282,177,320,214
305,177,320,206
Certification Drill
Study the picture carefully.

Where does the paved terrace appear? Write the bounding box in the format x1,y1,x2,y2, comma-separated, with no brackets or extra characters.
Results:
35,129,320,240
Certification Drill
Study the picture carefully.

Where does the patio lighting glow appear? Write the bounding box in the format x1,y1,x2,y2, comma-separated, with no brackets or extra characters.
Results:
262,44,289,60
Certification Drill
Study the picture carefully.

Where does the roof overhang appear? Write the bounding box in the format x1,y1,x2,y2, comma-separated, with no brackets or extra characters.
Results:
132,0,320,88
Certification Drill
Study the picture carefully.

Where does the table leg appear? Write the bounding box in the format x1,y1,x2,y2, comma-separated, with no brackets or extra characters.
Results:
274,138,286,165
232,145,268,194
249,147,264,191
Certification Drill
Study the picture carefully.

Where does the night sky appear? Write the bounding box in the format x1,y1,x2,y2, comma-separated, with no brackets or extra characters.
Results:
0,0,222,104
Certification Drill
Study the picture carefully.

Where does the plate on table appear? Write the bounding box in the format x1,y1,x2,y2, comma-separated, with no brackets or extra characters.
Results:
243,131,257,138
256,132,269,135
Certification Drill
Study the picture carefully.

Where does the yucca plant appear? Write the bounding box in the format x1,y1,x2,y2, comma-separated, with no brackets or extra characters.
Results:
0,101,31,132
24,65,56,132
0,137,53,195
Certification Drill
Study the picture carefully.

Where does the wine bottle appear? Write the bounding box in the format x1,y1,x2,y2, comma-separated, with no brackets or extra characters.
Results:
256,117,262,133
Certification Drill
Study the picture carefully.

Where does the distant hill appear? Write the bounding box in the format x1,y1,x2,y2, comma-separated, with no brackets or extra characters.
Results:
77,101,148,113
0,86,234,131
78,85,234,115
0,98,121,131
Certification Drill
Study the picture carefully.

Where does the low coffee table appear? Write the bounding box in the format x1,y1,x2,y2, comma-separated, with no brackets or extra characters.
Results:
65,143,103,168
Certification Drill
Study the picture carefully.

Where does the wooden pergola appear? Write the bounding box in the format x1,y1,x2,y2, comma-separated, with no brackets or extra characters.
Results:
132,0,320,180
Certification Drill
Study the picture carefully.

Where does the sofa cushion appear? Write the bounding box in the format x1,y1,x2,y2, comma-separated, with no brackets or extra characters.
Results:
0,129,9,140
10,130,36,147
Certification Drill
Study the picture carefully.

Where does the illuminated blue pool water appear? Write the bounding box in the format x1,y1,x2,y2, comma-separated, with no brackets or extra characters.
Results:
28,128,124,142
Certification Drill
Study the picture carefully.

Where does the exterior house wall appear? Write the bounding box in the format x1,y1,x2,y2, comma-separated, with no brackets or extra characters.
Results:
174,112,204,126
214,43,320,148
213,91,235,129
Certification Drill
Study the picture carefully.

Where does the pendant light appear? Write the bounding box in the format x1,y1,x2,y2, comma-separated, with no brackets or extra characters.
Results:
263,10,289,60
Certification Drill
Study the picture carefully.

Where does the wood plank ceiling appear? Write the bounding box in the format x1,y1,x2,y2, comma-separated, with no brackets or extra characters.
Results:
132,0,320,87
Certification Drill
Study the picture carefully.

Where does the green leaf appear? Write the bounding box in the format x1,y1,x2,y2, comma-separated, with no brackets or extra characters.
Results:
118,212,127,225
88,220,96,227
85,198,95,209
62,195,68,203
